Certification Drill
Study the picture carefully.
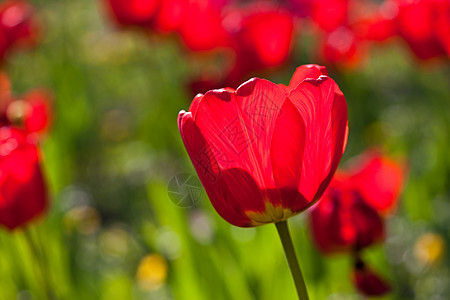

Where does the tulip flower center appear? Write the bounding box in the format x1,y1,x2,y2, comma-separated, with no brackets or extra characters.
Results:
245,202,294,226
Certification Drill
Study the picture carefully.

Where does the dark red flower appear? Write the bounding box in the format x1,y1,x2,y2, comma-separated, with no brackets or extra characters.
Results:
310,150,405,253
0,0,40,62
178,65,348,227
286,0,313,18
102,0,161,27
310,178,385,253
0,127,47,230
352,258,392,296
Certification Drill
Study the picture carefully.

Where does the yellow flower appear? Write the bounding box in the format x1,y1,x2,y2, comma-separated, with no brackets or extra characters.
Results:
136,254,168,291
414,232,445,266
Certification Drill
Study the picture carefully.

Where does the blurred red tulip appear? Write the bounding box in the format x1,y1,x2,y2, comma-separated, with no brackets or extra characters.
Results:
351,1,398,42
22,90,52,134
0,73,11,126
177,0,230,51
352,17,396,42
223,4,295,86
0,0,40,62
287,0,313,18
311,0,349,32
154,0,185,33
102,0,161,27
310,150,405,253
310,178,385,253
435,0,450,56
319,26,366,68
352,258,392,296
178,65,348,227
0,127,47,230
346,150,405,214
233,6,294,68
394,0,449,60
3,88,52,135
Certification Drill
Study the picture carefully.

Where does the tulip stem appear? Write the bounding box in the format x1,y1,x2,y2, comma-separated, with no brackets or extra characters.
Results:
275,220,309,300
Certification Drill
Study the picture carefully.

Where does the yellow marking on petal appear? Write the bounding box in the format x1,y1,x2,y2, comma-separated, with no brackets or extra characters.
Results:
245,202,295,226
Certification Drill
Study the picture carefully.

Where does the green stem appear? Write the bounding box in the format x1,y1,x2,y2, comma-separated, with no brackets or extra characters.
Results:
275,220,309,300
23,229,54,300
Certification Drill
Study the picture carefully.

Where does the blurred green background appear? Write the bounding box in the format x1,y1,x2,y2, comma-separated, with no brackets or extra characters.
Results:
0,0,449,299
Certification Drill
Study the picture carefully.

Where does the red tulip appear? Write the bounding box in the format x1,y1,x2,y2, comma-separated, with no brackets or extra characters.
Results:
435,0,450,56
287,0,313,18
232,5,294,68
352,258,392,296
0,127,47,230
21,90,52,134
310,150,405,253
223,4,295,87
0,73,11,126
102,0,161,27
319,26,366,68
311,0,349,32
351,1,398,42
345,150,405,214
178,65,348,227
2,88,52,135
280,64,329,91
0,0,40,62
310,177,385,253
357,17,396,42
394,0,448,60
177,0,230,51
154,0,185,33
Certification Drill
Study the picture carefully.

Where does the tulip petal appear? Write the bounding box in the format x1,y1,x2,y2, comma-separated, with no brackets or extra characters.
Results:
288,64,328,90
24,90,52,134
270,98,308,210
349,152,405,214
288,76,348,203
310,193,355,253
193,79,286,190
178,112,253,227
352,198,385,248
178,111,219,183
0,128,47,230
0,163,46,230
189,93,203,117
235,78,288,187
217,168,266,227
310,196,335,253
